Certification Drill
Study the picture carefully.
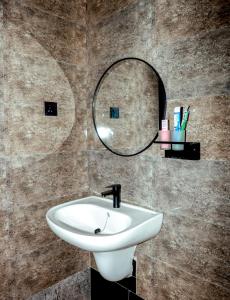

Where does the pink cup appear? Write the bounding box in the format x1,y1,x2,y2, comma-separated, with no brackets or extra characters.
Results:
159,130,171,150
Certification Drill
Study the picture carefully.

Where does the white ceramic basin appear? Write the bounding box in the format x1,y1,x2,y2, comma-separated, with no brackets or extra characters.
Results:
46,196,163,281
46,196,163,252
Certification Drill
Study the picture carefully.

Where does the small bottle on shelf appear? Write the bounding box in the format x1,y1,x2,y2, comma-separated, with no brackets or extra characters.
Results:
159,119,171,150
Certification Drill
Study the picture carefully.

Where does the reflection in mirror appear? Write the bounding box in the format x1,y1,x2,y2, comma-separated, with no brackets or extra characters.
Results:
93,58,166,156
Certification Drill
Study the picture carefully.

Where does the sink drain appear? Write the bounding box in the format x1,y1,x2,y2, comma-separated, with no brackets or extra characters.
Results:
94,212,110,234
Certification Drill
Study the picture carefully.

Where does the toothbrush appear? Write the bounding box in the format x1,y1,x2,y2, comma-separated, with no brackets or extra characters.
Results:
181,106,190,130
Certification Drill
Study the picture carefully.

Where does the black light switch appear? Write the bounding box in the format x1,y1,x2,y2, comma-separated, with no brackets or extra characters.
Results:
44,102,58,116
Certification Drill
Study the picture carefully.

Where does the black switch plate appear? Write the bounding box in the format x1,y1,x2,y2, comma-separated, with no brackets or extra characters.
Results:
44,102,58,116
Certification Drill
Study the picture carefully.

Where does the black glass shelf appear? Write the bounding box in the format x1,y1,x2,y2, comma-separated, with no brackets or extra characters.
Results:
153,133,200,160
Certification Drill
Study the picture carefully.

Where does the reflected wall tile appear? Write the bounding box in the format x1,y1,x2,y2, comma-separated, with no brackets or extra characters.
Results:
143,142,162,157
87,118,105,151
136,254,230,300
86,70,109,151
13,240,89,299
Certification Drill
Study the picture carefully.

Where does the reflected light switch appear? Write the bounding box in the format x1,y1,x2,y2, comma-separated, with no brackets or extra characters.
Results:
110,107,119,119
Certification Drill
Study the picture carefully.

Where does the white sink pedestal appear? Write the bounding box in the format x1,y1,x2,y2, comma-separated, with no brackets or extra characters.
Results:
93,246,136,281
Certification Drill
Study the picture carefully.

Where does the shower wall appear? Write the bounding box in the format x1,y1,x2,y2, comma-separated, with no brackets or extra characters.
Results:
0,0,90,299
87,0,230,299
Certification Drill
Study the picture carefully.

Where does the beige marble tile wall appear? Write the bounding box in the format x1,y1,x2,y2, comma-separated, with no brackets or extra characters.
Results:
29,269,90,300
0,0,90,299
87,0,230,299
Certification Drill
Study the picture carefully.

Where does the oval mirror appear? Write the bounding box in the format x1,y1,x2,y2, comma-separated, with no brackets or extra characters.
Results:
92,58,166,156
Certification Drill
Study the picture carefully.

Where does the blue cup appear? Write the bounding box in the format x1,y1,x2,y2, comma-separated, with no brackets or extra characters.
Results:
172,130,185,151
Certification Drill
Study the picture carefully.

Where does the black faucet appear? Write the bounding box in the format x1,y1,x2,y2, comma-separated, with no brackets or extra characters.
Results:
101,184,121,208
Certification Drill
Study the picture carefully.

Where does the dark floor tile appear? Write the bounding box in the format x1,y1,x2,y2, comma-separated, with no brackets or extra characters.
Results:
117,276,136,293
91,268,128,300
129,291,144,300
117,260,136,293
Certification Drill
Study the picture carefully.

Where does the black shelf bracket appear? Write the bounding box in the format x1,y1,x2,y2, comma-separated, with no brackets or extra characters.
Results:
152,133,200,160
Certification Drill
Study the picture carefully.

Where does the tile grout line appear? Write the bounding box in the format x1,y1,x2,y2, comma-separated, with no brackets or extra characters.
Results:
13,0,86,28
142,255,230,292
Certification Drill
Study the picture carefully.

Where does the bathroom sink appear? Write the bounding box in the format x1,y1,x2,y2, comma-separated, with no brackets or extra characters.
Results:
46,196,163,252
46,196,163,281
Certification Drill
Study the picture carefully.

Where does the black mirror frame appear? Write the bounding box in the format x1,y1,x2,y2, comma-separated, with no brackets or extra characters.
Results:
92,57,167,157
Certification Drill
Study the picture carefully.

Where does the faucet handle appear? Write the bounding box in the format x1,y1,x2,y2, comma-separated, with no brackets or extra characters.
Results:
105,184,121,190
